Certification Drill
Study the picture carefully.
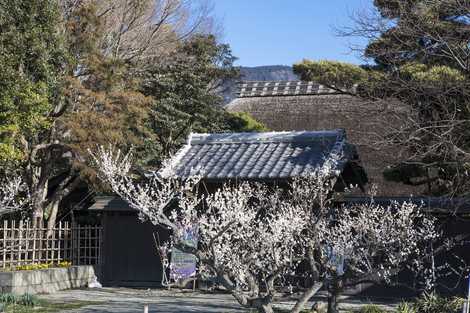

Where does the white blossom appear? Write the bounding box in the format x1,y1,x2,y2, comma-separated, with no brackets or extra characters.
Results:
0,176,28,214
90,145,201,230
91,144,438,313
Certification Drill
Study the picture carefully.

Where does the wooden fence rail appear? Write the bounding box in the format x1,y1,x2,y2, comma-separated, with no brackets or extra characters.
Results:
0,220,102,269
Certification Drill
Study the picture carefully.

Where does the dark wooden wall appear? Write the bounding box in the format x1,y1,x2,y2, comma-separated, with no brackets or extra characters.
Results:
101,211,170,287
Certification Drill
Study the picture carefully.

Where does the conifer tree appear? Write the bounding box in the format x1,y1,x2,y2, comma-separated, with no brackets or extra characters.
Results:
294,0,470,195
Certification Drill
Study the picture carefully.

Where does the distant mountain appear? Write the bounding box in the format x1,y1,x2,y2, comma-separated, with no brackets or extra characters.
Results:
222,65,299,103
239,65,298,81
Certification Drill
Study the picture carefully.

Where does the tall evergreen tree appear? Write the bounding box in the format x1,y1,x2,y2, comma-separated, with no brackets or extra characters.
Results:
0,1,155,228
0,0,67,166
141,34,265,164
294,0,470,196
0,0,266,228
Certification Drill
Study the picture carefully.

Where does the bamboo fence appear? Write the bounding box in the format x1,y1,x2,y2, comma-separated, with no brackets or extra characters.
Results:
0,220,102,269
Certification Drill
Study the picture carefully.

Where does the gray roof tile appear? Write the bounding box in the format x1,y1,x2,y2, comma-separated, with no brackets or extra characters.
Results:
159,130,357,181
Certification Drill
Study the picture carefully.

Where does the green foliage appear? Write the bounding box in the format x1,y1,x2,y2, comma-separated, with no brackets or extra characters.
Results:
412,292,464,313
2,299,101,313
357,304,387,313
0,0,68,163
226,112,269,132
141,34,240,161
294,60,368,89
395,302,416,313
0,293,16,305
295,0,470,195
0,0,244,219
18,294,38,307
399,63,465,84
0,293,38,307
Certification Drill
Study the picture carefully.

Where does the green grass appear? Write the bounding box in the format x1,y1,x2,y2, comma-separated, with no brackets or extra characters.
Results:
3,299,103,313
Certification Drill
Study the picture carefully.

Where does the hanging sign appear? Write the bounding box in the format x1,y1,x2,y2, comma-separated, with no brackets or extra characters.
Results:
170,226,198,281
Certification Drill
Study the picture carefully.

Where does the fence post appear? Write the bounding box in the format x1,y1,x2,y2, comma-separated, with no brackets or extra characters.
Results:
10,220,15,267
58,221,62,264
25,221,30,265
2,220,7,269
17,221,23,267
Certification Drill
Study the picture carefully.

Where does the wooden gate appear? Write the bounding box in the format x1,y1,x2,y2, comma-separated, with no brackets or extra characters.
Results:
101,211,170,287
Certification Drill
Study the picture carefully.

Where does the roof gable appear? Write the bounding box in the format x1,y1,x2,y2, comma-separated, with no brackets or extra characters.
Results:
236,81,355,98
159,130,358,181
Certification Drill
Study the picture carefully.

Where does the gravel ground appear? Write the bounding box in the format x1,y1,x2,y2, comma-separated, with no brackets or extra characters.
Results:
39,287,399,313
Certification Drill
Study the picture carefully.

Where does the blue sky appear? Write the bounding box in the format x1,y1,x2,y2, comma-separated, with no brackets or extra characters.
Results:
213,0,374,67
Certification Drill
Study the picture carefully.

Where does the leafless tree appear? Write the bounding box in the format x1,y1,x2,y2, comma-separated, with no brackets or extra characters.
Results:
61,0,214,64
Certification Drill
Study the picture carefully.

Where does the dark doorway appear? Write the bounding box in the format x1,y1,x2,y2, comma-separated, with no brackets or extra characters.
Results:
102,211,170,287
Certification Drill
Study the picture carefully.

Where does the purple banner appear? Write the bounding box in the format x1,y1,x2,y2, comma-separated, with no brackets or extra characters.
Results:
170,226,198,281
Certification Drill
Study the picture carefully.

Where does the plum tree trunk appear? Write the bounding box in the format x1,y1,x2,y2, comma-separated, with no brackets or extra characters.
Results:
327,289,339,313
327,278,341,313
232,291,274,313
259,303,274,313
291,282,323,313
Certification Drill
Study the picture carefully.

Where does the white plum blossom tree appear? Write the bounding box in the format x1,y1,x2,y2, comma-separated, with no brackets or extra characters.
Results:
90,145,201,231
287,168,438,313
298,196,438,313
91,145,438,313
196,183,308,313
0,176,28,215
91,146,307,313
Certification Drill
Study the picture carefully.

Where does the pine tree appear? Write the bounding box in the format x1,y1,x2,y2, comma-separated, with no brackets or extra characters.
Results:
294,0,470,195
141,35,266,164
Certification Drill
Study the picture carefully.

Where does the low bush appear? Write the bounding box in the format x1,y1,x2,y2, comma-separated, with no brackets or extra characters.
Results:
413,292,464,313
357,304,387,313
0,293,38,307
395,302,416,313
395,292,465,313
18,293,39,307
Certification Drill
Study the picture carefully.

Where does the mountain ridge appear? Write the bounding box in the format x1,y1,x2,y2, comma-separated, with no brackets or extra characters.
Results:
223,65,299,102
239,65,298,81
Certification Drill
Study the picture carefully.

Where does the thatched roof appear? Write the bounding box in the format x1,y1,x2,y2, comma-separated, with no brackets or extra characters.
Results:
227,81,421,196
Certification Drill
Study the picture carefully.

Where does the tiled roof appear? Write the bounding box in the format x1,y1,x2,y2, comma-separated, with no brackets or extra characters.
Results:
159,130,358,181
236,81,354,98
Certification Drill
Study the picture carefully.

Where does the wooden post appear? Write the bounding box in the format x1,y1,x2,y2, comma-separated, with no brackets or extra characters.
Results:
25,221,30,265
64,221,68,261
58,222,62,263
11,220,15,267
2,220,7,269
71,221,76,265
77,224,81,265
18,221,23,266
88,226,91,265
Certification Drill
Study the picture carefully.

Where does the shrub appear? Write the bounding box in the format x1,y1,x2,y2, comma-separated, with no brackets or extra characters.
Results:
0,293,17,305
412,292,464,313
0,293,38,307
358,304,387,313
19,293,39,307
395,302,416,313
227,112,269,132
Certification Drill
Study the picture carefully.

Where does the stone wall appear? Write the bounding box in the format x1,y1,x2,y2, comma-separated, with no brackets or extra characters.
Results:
0,265,99,294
